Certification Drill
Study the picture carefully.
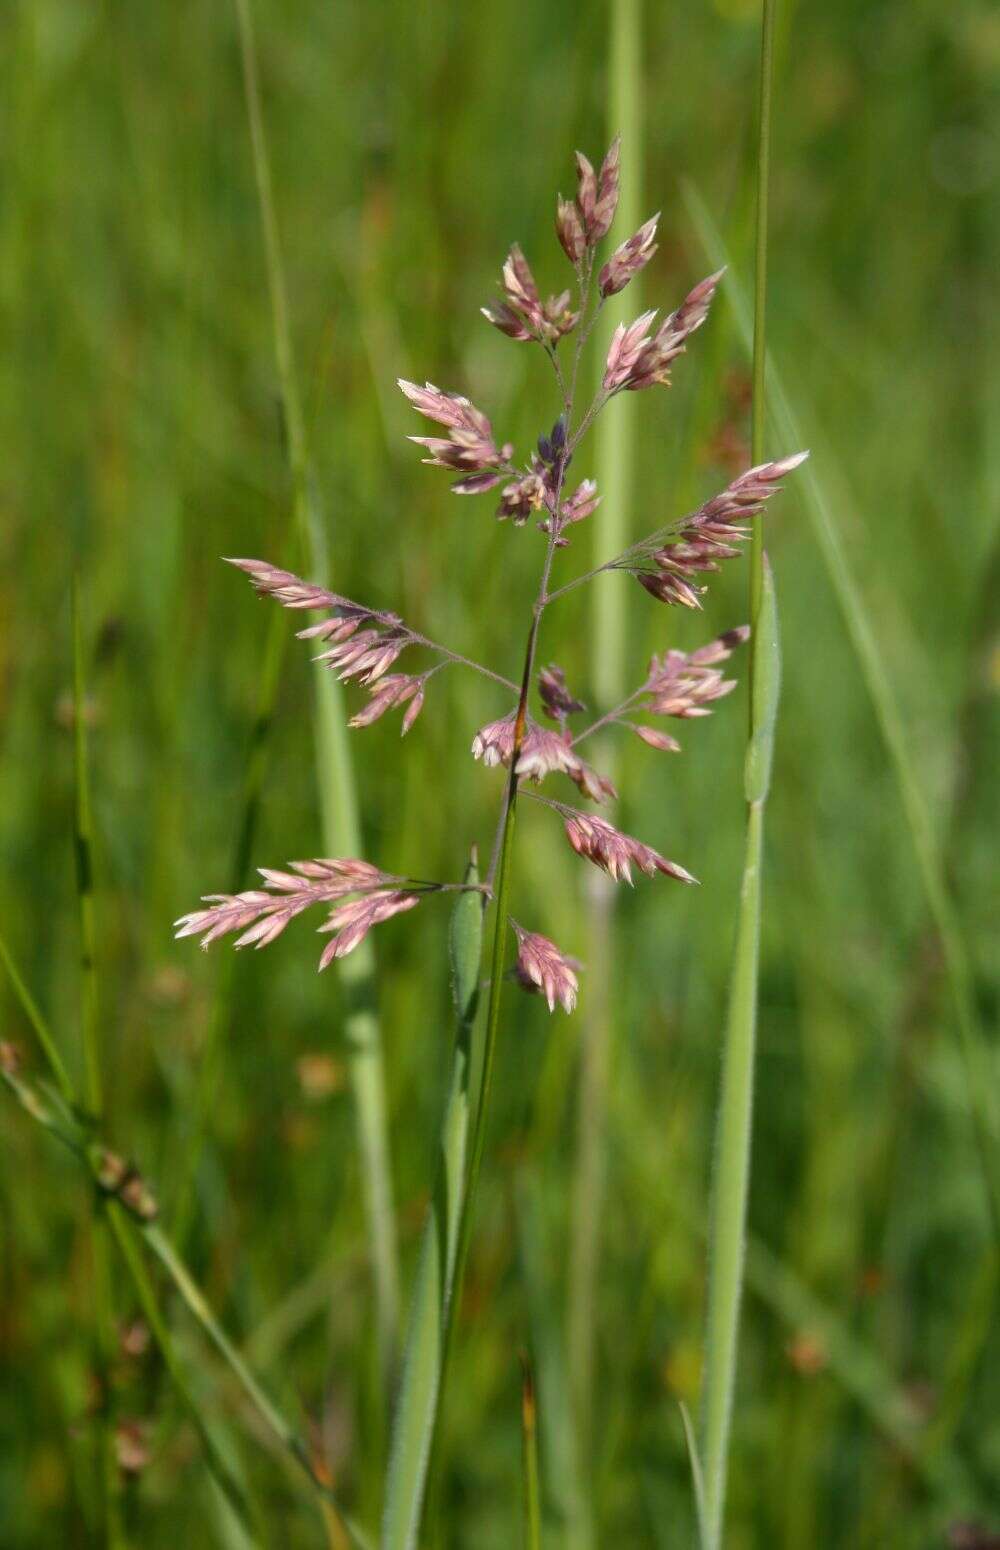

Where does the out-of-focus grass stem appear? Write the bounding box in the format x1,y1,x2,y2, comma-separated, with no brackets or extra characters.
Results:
699,3,777,1545
232,0,400,1388
71,576,122,1550
569,4,641,1539
521,1356,542,1550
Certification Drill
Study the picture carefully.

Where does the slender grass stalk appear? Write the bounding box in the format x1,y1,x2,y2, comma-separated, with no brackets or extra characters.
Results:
521,1355,542,1550
232,0,400,1384
382,860,484,1550
682,185,1000,1241
569,2,642,1532
71,576,122,1550
699,10,779,1536
700,561,779,1549
104,1209,260,1541
0,927,371,1550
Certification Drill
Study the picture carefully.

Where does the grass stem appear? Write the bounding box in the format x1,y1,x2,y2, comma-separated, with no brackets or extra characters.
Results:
699,5,778,1542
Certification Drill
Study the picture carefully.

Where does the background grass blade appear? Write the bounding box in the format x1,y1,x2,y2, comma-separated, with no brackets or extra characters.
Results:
570,3,643,1539
232,0,401,1386
683,183,1000,1240
382,857,484,1550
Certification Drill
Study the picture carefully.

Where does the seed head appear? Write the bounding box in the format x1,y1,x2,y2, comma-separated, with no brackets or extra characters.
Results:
627,454,808,606
511,922,581,1013
174,859,418,969
471,714,615,802
562,808,697,887
399,378,509,479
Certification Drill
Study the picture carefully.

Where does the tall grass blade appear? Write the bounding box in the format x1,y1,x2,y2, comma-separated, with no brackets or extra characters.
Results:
570,3,642,1538
382,857,484,1550
71,576,123,1549
232,0,401,1382
682,184,1000,1240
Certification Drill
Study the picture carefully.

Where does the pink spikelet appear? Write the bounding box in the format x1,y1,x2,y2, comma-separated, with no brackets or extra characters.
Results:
174,860,418,969
511,922,581,1013
562,808,697,887
599,214,659,297
619,453,809,608
472,715,615,803
398,378,511,484
603,310,658,391
317,891,420,968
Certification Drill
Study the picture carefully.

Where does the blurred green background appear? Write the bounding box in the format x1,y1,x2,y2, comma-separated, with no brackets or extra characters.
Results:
2,0,998,1545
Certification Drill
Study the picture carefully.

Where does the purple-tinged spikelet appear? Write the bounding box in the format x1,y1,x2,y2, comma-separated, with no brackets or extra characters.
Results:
599,215,659,297
562,809,697,887
538,665,585,725
398,379,511,478
603,311,658,391
511,922,581,1013
555,196,586,264
575,136,621,243
603,271,725,392
623,454,808,608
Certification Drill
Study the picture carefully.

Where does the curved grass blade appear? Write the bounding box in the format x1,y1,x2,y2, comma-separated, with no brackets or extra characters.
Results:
382,857,484,1550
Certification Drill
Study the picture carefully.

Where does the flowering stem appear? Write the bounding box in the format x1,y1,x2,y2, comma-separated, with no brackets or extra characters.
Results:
699,2,778,1544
